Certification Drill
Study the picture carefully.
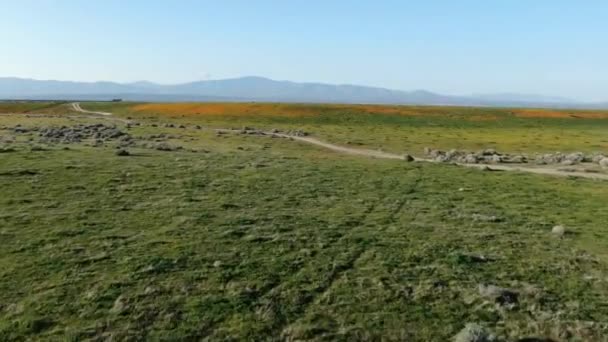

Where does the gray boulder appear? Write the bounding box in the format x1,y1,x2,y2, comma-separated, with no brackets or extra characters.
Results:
453,323,496,342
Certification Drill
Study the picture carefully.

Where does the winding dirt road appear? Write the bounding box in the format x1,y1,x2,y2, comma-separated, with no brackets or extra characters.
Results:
71,102,112,116
72,103,608,181
273,134,608,180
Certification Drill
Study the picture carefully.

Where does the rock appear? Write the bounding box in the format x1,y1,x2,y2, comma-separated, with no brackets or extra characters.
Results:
115,149,130,156
463,154,479,164
12,126,29,134
478,284,519,306
287,129,309,137
489,155,502,164
564,152,585,164
429,149,444,159
591,154,606,163
403,154,415,162
453,323,496,342
471,214,501,222
552,225,566,237
482,149,498,156
213,260,222,268
508,155,527,163
599,158,608,168
155,143,179,151
446,149,461,160
110,295,128,314
435,155,449,163
30,145,47,151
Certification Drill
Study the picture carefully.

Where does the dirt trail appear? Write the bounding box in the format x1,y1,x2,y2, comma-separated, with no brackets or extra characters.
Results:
71,102,112,116
73,103,608,181
276,134,608,180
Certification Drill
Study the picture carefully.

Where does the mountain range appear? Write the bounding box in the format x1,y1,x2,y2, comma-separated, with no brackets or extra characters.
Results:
1,76,606,109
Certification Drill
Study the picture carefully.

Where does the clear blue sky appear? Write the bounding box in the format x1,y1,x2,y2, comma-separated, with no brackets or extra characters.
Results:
1,0,607,101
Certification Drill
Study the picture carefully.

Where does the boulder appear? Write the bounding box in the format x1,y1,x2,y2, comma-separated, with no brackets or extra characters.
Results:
478,284,519,306
463,154,479,164
552,225,566,237
115,149,130,156
453,323,496,342
564,152,585,164
403,154,415,162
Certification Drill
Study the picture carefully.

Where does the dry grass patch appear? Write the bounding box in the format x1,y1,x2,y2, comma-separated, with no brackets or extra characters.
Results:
513,109,608,119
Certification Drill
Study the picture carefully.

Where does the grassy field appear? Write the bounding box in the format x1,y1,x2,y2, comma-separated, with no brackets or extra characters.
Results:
0,101,70,114
1,102,608,340
83,102,608,155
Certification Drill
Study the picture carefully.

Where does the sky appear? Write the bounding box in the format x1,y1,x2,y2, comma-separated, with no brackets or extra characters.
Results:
1,0,607,101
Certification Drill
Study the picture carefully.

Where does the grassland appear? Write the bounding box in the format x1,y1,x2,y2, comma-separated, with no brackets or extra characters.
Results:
84,102,608,155
1,102,608,340
0,101,70,114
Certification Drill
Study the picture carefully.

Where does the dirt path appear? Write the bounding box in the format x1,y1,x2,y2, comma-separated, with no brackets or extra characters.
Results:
73,103,608,181
71,102,112,116
276,134,608,180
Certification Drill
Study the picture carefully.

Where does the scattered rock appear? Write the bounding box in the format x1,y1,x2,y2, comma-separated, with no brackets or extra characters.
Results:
110,295,128,314
478,284,519,306
36,124,130,145
565,152,585,164
286,129,309,137
115,149,130,156
453,323,496,342
507,155,527,163
423,148,605,166
591,154,606,163
12,126,30,134
552,225,566,237
29,145,47,152
471,214,501,223
463,154,479,164
455,254,494,264
154,142,181,151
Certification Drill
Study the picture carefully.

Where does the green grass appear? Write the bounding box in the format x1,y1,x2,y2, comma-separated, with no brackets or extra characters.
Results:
88,102,608,155
0,104,608,340
0,101,70,114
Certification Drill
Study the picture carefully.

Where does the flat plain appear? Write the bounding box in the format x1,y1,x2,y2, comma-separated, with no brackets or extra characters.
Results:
1,101,608,341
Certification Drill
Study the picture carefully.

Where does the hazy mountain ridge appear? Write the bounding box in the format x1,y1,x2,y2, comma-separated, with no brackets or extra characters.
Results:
0,76,605,109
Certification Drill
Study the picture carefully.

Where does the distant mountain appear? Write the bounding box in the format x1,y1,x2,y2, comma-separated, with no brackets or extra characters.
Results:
471,93,575,104
0,76,605,109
